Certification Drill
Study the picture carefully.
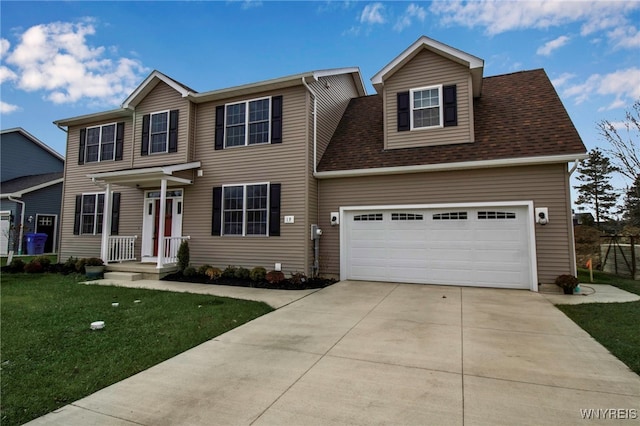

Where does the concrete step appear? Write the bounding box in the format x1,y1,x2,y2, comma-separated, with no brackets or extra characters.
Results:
104,271,143,281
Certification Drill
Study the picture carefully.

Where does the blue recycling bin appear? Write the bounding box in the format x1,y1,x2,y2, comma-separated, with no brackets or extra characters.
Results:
25,233,48,255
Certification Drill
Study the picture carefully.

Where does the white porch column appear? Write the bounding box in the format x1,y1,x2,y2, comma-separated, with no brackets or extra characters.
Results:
100,183,112,264
156,179,167,269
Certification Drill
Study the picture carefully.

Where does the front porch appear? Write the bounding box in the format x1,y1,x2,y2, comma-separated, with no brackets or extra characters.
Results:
104,234,188,280
105,261,179,281
86,162,200,270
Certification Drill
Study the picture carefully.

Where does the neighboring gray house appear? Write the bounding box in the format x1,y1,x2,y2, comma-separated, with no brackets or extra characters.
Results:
0,128,64,255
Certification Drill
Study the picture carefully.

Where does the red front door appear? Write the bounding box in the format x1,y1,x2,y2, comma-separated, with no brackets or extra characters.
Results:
153,199,173,257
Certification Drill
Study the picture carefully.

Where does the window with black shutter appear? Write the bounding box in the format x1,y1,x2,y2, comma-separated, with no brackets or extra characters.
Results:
215,96,283,148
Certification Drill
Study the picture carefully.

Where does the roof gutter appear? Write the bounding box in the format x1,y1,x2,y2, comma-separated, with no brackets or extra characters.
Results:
568,158,581,175
314,153,589,179
301,77,318,174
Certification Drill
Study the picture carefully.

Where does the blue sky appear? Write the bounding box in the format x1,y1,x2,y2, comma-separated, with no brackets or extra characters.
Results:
1,1,639,193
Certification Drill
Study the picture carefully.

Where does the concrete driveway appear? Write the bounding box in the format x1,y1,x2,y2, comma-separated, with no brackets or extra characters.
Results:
28,281,640,425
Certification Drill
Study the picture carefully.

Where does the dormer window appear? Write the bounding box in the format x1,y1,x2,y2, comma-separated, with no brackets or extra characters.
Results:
397,85,457,132
411,86,442,129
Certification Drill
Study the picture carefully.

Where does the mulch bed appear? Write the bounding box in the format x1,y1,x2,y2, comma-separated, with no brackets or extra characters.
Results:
162,272,336,290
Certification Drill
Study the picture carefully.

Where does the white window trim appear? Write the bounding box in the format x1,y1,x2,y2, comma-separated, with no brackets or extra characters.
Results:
80,192,105,235
221,182,270,236
410,85,443,130
224,96,272,148
86,122,117,162
150,110,170,154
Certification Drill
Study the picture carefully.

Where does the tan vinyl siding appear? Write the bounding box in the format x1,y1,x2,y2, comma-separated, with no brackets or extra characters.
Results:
59,118,145,260
310,74,361,166
385,49,473,150
318,164,574,284
308,74,361,271
186,86,311,275
133,81,190,168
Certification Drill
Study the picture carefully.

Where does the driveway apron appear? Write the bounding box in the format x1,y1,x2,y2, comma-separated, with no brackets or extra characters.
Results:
27,281,640,426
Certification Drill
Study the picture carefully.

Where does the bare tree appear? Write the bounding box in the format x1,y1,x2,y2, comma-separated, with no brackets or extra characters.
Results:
597,100,640,182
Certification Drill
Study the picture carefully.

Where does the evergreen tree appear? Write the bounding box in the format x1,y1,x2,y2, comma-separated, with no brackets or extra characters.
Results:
622,175,640,227
574,148,619,226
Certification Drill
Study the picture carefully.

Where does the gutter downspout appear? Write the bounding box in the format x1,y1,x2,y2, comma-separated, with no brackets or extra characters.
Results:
8,195,25,255
301,77,318,174
567,158,582,277
302,77,320,276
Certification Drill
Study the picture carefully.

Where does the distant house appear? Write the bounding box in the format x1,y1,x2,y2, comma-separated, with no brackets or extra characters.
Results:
0,128,64,255
53,36,586,290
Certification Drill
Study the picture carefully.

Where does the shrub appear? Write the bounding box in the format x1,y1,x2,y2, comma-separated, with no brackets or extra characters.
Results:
177,241,190,272
266,270,285,284
198,264,213,275
250,266,267,282
205,267,222,280
183,266,197,277
75,258,87,273
64,256,78,272
8,258,25,273
84,257,104,266
289,272,307,286
222,265,237,279
555,274,579,293
34,256,52,270
24,260,43,274
234,267,250,280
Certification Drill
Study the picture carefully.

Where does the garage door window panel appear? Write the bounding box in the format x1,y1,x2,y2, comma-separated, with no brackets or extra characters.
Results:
478,211,516,219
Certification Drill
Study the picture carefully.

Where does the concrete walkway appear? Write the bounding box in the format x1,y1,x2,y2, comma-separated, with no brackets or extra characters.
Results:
27,281,640,425
81,278,322,308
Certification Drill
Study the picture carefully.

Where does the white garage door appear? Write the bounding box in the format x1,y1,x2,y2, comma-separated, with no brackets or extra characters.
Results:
344,205,534,289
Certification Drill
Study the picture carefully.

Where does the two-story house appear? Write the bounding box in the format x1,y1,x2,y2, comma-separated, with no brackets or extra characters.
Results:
0,128,65,255
54,36,586,290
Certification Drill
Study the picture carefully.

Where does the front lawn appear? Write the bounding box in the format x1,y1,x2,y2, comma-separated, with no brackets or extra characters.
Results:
0,273,273,426
556,268,640,375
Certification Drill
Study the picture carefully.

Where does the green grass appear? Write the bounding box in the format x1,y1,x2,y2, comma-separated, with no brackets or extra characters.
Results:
556,268,640,375
0,273,273,426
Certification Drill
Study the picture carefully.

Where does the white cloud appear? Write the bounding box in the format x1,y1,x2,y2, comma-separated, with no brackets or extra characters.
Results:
563,67,640,110
0,39,10,59
537,35,570,56
0,100,20,114
430,0,640,41
2,20,148,106
394,3,427,32
360,3,385,25
0,65,17,84
608,25,640,49
550,72,576,88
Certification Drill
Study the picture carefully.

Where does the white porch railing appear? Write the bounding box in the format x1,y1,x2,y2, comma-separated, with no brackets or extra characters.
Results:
162,236,190,264
108,235,138,263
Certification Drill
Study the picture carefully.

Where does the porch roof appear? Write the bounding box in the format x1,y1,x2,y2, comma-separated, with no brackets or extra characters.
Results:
87,162,201,188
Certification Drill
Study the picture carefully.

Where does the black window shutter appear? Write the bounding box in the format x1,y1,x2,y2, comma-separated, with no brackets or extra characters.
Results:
141,114,150,156
78,128,86,165
168,110,179,153
73,195,82,235
115,122,124,161
443,85,457,127
111,192,121,235
397,91,410,131
269,183,281,236
212,187,222,236
271,96,283,144
215,106,225,150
